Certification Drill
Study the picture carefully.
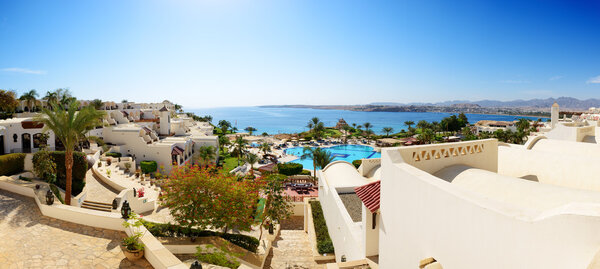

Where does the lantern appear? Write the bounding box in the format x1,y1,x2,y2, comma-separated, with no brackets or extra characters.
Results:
341,255,347,262
121,201,131,219
190,261,202,269
45,189,54,205
112,198,118,209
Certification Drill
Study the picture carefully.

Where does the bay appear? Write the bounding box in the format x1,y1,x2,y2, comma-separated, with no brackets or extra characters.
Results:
188,107,543,135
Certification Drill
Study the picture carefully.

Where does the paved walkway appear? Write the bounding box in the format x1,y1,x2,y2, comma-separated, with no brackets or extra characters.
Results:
84,169,119,204
264,230,322,269
0,190,152,269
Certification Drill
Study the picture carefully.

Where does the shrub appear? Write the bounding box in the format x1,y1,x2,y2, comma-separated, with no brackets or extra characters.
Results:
51,151,87,196
140,160,157,174
140,219,259,252
310,201,335,254
300,169,312,175
196,244,241,269
32,150,56,181
105,152,122,158
276,163,303,176
0,153,25,176
352,159,362,169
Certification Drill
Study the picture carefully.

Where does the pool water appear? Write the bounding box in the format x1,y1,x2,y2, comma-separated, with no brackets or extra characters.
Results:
285,144,381,171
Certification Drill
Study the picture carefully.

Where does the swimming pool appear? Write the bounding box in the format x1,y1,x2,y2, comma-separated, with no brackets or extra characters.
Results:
285,144,381,171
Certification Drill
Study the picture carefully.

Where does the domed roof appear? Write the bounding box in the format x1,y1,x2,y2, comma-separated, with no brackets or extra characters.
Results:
552,102,559,107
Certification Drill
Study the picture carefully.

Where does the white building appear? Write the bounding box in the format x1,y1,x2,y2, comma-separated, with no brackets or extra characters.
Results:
474,120,517,134
319,129,600,268
0,100,218,173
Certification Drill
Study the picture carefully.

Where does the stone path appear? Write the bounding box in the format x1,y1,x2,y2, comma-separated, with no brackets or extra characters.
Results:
0,190,152,269
84,169,119,204
263,229,322,269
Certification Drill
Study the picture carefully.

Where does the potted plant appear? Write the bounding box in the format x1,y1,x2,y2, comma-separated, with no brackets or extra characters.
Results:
121,214,146,261
125,162,132,173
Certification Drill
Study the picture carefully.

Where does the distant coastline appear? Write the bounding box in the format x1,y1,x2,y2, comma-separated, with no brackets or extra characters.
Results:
258,105,551,119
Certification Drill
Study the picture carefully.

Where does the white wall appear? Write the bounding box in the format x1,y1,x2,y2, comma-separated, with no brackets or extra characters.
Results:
379,143,600,269
318,170,365,262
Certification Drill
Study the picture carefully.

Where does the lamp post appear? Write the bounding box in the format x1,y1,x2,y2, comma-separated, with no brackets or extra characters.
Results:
45,189,54,205
121,201,131,219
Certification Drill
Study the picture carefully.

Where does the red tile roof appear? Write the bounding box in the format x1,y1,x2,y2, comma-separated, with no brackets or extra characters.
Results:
171,146,184,155
354,180,380,213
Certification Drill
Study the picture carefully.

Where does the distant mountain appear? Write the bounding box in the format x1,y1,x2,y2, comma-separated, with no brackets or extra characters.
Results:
371,97,600,110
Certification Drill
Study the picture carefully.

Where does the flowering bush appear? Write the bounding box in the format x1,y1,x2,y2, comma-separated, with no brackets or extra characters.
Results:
161,165,263,232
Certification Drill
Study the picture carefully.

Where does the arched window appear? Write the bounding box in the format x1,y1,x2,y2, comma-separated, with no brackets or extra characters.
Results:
32,133,47,149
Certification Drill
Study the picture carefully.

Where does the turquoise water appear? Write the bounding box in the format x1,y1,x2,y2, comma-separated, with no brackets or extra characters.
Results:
189,106,544,135
284,144,381,171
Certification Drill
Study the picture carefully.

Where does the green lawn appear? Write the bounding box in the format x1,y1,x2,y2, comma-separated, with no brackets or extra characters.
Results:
222,156,240,172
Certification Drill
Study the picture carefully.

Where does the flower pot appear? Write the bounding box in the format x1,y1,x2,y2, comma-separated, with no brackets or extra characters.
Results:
121,245,144,261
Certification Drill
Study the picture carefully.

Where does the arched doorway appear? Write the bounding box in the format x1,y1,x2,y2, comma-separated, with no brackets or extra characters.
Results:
21,133,31,153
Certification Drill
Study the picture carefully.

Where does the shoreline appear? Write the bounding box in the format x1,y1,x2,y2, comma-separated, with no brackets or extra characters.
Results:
256,105,550,119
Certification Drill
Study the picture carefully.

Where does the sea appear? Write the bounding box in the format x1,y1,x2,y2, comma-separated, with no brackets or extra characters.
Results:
188,106,544,135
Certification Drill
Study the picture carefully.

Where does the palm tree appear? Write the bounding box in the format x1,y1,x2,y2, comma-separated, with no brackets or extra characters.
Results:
260,142,270,155
173,104,183,113
232,136,248,164
90,99,104,110
20,89,38,112
417,120,429,131
363,122,373,133
419,128,435,144
307,117,321,130
245,153,259,170
36,101,105,205
43,91,58,109
194,145,216,167
121,99,128,103
382,127,393,137
404,121,415,130
218,135,231,154
301,147,335,177
515,118,530,133
365,129,374,142
312,122,325,140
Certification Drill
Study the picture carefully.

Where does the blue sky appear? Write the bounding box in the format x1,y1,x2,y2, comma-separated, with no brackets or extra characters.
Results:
1,0,600,108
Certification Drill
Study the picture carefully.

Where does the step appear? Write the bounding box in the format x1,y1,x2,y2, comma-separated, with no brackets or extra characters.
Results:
81,204,112,212
83,200,113,207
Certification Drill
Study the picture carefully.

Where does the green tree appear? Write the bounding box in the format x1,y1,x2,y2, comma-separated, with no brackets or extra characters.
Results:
0,89,19,112
90,99,104,110
161,165,261,233
194,146,216,167
258,174,292,239
260,142,270,155
301,147,335,177
418,128,435,144
43,91,58,109
417,120,430,131
232,136,248,164
382,127,393,137
35,101,105,205
218,136,230,154
515,118,530,132
404,121,415,129
363,122,373,133
20,89,38,111
245,153,258,170
218,120,232,134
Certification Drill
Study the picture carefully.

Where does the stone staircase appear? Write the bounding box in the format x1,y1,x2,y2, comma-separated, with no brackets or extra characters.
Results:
81,200,113,212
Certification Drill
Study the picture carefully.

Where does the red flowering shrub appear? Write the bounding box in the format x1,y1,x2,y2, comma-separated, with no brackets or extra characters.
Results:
161,165,263,232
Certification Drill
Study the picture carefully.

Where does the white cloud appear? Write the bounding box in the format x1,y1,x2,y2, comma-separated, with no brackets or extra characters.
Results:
1,67,46,75
500,80,530,84
549,75,563,81
587,75,600,84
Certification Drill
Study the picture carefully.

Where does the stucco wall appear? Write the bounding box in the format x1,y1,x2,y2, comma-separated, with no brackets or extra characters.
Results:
318,170,365,262
379,144,600,269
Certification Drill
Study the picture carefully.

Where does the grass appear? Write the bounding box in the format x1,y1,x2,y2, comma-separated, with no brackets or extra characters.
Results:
222,156,240,172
